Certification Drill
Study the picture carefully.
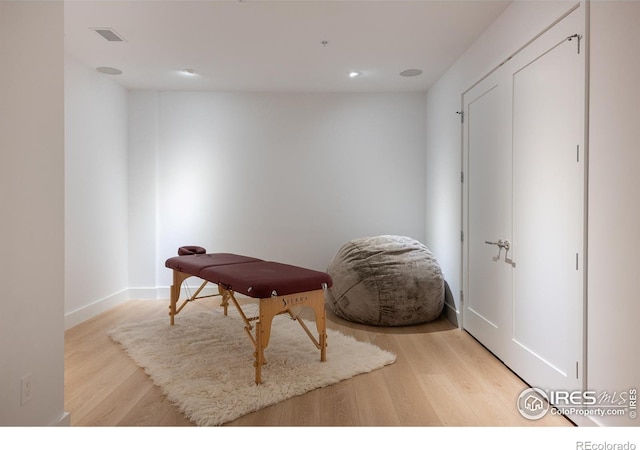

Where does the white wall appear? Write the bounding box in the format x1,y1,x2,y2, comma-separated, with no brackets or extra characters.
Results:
128,92,427,291
128,91,158,297
0,1,67,425
64,55,129,328
587,0,640,427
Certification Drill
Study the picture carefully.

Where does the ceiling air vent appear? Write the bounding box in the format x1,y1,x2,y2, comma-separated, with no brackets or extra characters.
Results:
92,28,126,42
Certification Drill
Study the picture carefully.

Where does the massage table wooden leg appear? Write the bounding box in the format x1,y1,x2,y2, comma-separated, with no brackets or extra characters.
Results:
170,271,192,325
169,271,219,324
253,289,328,384
314,299,327,363
218,284,230,316
255,319,269,385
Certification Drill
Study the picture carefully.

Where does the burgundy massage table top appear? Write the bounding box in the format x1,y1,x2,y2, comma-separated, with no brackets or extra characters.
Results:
199,261,332,298
166,248,332,299
165,253,263,275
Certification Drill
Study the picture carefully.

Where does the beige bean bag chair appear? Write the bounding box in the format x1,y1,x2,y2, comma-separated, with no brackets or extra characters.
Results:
326,235,445,326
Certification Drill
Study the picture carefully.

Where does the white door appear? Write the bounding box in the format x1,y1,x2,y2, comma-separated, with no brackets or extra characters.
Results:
462,70,512,362
508,25,585,393
463,10,585,393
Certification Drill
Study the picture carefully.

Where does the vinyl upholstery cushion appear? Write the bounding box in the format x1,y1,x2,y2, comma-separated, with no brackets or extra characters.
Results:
200,261,333,298
165,253,263,276
326,235,445,326
178,246,207,256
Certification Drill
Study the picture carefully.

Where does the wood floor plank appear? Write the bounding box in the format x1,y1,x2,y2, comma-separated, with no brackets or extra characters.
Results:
379,347,442,426
352,368,401,426
118,383,194,427
318,378,360,426
66,356,139,425
278,388,320,426
78,368,154,426
64,299,575,427
418,374,483,426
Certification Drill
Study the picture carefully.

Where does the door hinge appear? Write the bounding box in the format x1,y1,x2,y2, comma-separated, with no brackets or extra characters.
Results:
461,231,464,242
461,171,464,183
568,33,582,54
577,144,580,163
456,111,464,123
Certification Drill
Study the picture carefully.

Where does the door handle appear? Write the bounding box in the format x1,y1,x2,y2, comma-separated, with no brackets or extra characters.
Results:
484,239,510,251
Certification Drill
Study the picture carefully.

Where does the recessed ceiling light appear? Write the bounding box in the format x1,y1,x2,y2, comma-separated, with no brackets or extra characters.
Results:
349,71,360,78
400,69,423,77
181,69,196,76
96,67,122,75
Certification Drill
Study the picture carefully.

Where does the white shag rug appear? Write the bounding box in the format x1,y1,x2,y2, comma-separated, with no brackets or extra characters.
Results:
108,307,396,426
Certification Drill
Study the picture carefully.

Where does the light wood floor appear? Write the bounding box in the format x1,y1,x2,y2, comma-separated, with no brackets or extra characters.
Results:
64,298,574,427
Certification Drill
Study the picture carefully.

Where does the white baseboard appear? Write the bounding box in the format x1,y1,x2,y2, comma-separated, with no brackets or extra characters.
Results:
153,285,221,301
127,286,160,299
443,301,460,328
64,289,131,330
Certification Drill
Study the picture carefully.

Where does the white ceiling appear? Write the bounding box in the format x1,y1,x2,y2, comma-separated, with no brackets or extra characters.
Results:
64,0,511,93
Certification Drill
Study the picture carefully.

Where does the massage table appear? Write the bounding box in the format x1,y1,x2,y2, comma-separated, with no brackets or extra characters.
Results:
165,246,332,384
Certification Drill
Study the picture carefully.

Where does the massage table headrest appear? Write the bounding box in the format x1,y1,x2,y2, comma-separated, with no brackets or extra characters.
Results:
178,246,207,256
